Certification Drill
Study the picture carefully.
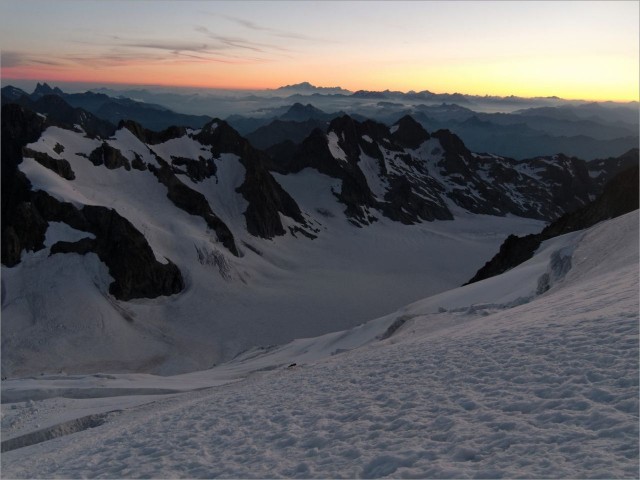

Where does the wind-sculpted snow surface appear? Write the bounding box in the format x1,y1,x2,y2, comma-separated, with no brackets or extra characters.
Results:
2,212,637,478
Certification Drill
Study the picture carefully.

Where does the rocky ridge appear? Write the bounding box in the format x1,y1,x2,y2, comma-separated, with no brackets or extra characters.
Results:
466,164,639,285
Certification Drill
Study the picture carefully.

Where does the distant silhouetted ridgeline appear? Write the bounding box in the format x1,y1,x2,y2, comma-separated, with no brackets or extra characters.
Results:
4,82,635,161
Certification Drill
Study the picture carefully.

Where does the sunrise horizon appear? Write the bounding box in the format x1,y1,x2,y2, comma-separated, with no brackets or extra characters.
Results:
3,75,638,105
2,1,638,104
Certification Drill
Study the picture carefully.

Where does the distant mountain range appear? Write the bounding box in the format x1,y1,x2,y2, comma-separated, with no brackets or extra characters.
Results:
17,80,631,161
3,82,638,161
2,83,212,131
229,101,638,161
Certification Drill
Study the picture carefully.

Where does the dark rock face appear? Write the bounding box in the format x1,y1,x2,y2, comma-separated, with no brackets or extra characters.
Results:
286,118,377,225
170,156,216,182
1,104,185,300
466,163,639,285
195,120,307,238
238,161,306,237
119,120,187,145
22,148,75,180
88,142,131,170
542,164,639,238
588,148,639,188
465,234,542,285
32,192,185,300
147,157,240,256
2,203,49,267
81,205,184,300
382,176,451,223
131,153,147,171
1,104,49,266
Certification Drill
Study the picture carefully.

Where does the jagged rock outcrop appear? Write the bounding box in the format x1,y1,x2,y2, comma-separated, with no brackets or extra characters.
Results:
1,104,185,300
119,120,187,145
34,192,185,300
268,113,629,227
1,104,49,267
280,116,454,224
466,163,639,285
287,117,379,225
195,120,307,237
22,148,75,180
30,82,64,99
170,156,216,182
88,142,131,170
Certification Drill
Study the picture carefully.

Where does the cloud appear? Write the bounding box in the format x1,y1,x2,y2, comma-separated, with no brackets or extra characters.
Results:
121,41,213,53
214,13,321,41
1,50,66,68
65,35,275,67
193,26,293,55
1,51,28,68
1,27,283,75
62,49,258,67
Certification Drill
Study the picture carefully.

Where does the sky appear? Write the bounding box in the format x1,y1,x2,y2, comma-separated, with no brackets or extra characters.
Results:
1,0,638,101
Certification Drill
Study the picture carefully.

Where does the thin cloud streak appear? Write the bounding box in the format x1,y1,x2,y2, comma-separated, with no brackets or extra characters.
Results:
71,32,289,60
194,25,294,55
2,48,267,73
216,13,321,41
1,51,28,68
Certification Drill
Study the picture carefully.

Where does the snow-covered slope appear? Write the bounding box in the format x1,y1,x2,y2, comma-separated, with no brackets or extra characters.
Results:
1,103,630,377
2,109,554,376
2,211,637,478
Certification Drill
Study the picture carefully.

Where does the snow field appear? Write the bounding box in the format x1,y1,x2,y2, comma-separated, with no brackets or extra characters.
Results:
4,124,546,376
2,212,637,478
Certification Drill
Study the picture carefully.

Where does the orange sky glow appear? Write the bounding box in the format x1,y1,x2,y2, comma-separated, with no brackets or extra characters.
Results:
1,1,638,102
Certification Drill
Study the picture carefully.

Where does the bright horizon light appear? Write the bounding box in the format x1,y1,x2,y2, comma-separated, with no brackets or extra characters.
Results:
1,1,638,102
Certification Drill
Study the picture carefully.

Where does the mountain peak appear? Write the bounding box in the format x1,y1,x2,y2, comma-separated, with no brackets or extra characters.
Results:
277,82,315,90
390,115,430,149
275,82,351,95
32,82,64,98
279,103,327,121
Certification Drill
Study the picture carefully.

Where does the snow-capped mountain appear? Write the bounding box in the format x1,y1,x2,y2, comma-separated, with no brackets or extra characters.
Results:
1,99,635,377
269,113,618,226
